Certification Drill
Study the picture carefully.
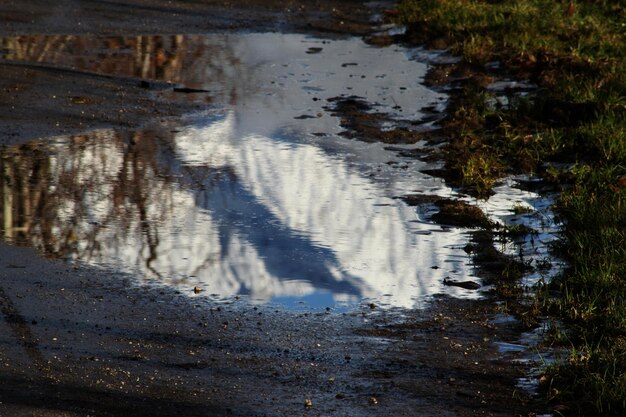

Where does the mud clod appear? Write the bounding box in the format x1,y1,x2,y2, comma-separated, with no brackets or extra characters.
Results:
431,200,493,228
443,278,481,290
400,195,493,229
326,96,423,144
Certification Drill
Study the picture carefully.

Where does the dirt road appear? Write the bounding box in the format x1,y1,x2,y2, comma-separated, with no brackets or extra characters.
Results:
0,2,540,416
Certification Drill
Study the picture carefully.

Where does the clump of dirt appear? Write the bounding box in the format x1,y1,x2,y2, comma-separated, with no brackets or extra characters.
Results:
432,199,494,228
400,195,493,228
397,194,441,206
443,278,481,290
325,96,422,144
363,33,396,47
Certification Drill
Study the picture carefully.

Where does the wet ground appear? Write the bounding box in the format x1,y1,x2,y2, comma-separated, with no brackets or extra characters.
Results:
0,1,555,416
0,242,538,417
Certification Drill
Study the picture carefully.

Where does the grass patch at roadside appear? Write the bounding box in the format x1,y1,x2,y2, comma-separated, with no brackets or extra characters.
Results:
395,0,626,415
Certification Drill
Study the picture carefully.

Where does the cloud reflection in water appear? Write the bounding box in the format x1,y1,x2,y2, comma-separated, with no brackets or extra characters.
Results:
1,118,477,309
0,32,481,309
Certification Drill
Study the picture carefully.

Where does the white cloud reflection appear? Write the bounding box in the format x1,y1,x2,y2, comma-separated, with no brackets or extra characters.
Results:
2,33,497,309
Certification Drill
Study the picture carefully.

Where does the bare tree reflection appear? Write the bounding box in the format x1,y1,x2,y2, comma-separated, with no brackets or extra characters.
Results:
0,130,175,272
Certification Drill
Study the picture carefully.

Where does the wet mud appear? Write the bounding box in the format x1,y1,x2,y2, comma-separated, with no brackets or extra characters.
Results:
0,242,535,417
0,1,552,416
400,196,494,229
325,96,426,144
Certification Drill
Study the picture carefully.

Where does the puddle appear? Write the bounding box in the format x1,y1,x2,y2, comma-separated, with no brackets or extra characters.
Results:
1,122,481,310
0,33,447,118
0,33,556,310
472,177,563,286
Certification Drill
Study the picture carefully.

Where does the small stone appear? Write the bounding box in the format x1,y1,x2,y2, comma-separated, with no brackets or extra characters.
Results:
443,278,481,290
368,396,378,405
304,398,313,408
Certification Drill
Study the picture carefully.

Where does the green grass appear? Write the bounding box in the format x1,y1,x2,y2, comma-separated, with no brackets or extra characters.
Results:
398,0,626,62
396,0,626,415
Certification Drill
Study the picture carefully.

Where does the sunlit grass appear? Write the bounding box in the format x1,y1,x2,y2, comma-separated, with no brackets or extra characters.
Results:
398,0,625,63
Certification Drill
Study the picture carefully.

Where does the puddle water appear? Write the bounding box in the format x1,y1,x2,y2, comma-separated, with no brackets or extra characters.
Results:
0,33,556,310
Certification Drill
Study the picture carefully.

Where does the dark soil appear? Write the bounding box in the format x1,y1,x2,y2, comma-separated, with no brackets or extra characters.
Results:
325,96,423,144
400,195,494,228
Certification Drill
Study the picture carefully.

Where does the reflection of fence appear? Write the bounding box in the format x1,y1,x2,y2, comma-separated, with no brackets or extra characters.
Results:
1,35,236,89
2,35,188,82
1,34,255,103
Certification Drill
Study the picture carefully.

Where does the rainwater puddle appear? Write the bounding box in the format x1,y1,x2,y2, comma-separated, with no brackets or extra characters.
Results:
0,33,556,310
